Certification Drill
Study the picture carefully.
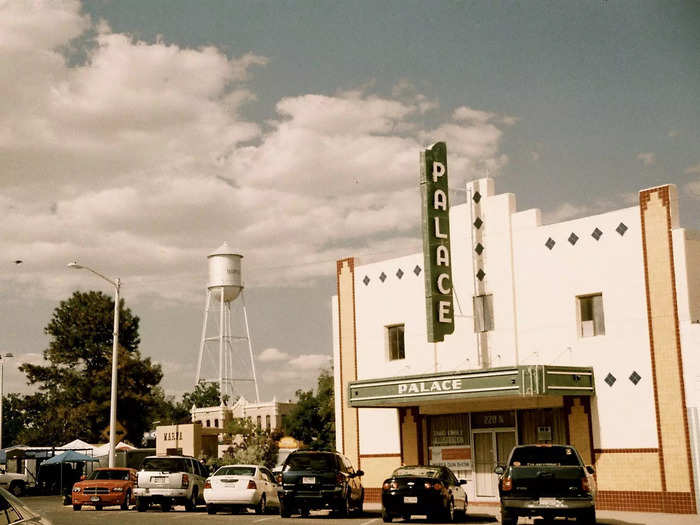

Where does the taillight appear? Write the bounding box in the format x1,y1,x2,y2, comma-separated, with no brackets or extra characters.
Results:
181,473,189,488
204,480,211,489
382,481,398,491
501,476,513,492
432,482,443,491
247,480,257,490
581,476,591,492
336,473,345,486
134,477,138,488
382,482,390,490
276,474,282,484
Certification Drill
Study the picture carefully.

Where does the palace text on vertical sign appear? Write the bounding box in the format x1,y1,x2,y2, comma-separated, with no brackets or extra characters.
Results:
420,142,454,342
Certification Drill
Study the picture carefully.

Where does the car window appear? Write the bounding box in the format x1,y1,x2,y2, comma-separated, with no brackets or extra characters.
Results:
510,447,582,467
393,466,440,477
141,457,188,473
343,457,355,474
260,471,270,482
89,469,130,480
215,466,256,477
284,453,337,472
0,494,22,525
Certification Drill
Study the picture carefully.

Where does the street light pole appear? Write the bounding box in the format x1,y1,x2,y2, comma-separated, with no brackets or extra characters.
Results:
0,353,14,451
67,262,120,468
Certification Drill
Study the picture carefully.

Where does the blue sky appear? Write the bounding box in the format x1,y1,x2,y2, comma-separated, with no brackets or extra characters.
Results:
1,0,698,403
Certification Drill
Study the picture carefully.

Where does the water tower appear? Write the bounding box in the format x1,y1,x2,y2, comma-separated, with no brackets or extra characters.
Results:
194,242,260,404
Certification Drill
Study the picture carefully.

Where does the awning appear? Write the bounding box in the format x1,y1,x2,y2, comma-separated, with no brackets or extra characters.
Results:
348,365,594,408
42,450,99,465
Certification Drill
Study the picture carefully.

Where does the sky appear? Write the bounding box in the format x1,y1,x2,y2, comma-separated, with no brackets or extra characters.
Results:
1,0,699,405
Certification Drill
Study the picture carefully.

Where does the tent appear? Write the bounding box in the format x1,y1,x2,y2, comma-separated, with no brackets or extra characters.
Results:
42,450,99,495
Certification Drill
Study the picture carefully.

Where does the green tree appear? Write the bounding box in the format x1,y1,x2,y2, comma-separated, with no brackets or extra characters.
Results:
284,368,335,450
219,417,280,469
181,382,223,409
18,290,165,445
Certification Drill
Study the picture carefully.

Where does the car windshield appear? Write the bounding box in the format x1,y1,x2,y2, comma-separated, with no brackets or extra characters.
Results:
215,466,256,477
509,447,581,467
393,467,439,478
284,454,336,472
141,458,187,473
88,470,130,480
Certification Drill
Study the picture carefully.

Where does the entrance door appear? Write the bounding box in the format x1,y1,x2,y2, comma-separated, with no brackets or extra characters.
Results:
474,431,517,497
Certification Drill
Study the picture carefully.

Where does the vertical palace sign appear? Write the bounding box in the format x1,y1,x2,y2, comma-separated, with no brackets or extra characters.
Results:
420,142,454,342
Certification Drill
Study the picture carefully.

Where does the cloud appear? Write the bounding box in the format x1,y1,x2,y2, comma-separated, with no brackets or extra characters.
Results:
289,354,332,370
258,347,289,362
684,163,700,175
687,181,700,199
637,152,655,166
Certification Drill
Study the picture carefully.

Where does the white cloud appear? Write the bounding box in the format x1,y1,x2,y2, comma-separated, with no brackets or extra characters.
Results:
288,354,332,370
684,163,700,175
637,152,655,166
258,348,289,362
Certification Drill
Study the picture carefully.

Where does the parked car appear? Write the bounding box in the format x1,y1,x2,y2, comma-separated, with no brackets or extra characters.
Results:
71,467,137,511
203,464,279,515
0,466,35,497
277,450,364,518
495,444,597,524
0,487,52,524
133,455,207,512
381,465,467,522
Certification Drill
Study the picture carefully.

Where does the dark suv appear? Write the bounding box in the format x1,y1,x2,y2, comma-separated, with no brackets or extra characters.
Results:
276,450,364,518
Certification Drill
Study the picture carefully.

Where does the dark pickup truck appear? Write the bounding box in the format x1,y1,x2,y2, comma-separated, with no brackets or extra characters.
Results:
495,444,596,524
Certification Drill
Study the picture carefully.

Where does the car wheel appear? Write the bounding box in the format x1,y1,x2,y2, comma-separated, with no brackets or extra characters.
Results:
300,505,310,517
445,498,455,522
500,507,517,525
121,490,131,510
184,488,197,511
256,494,267,515
381,508,393,522
95,505,103,511
576,507,596,524
354,488,364,515
8,482,24,497
207,504,217,515
280,500,291,518
72,504,82,511
336,493,350,517
402,513,411,521
136,498,149,512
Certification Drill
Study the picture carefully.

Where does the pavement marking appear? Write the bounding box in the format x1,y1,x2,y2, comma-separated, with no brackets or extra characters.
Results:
360,519,379,525
253,517,276,523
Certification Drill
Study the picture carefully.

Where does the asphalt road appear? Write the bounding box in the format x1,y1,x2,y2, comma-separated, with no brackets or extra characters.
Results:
21,497,500,525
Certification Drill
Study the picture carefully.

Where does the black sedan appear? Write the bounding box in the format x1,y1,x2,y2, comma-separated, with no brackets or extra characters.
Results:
381,465,467,522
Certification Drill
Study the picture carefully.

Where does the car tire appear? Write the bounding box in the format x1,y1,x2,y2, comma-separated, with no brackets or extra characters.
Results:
402,513,411,521
8,481,24,497
336,493,350,517
576,507,596,524
184,488,198,512
500,507,517,525
72,504,82,511
354,488,364,515
381,508,393,522
207,504,217,515
95,505,103,511
136,498,148,512
256,494,267,515
300,506,310,517
121,490,131,510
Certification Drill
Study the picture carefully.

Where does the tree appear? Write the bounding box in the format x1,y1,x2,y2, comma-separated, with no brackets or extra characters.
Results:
181,382,224,409
283,368,335,450
219,417,280,469
17,291,165,445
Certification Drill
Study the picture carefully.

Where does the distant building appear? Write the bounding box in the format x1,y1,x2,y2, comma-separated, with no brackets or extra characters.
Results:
190,397,296,433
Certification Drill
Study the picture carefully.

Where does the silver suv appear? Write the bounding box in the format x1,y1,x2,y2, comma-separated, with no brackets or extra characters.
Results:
134,455,208,512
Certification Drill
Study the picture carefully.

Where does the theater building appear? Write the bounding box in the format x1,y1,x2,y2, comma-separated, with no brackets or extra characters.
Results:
332,147,700,514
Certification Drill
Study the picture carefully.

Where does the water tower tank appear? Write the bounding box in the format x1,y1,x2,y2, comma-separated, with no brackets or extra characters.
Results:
207,242,243,302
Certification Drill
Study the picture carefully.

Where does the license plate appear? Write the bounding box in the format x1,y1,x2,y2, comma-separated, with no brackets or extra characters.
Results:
302,477,315,484
90,496,100,502
404,496,418,504
151,476,167,483
538,497,560,506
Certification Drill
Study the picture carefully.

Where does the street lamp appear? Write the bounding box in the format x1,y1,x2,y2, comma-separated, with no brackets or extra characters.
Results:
0,353,14,450
67,262,120,468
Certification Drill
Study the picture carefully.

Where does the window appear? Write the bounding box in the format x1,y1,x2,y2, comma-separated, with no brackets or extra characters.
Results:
214,418,218,427
577,293,605,337
206,420,210,427
257,415,262,429
386,324,405,361
266,415,271,431
473,294,494,332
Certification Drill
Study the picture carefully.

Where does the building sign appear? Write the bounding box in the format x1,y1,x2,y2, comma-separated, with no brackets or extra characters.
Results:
471,410,516,429
429,446,472,471
428,414,472,470
420,142,454,342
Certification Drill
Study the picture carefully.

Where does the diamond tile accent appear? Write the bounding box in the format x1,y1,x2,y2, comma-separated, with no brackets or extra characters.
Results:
413,265,422,276
379,272,387,282
476,269,486,281
605,373,616,387
473,217,483,229
545,237,555,250
568,233,579,245
396,268,404,279
475,243,484,255
473,191,482,203
592,227,603,241
629,371,641,385
363,275,370,286
616,222,628,236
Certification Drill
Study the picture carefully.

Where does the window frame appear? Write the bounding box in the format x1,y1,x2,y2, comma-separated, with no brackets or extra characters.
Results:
473,294,494,332
576,293,605,338
386,324,405,361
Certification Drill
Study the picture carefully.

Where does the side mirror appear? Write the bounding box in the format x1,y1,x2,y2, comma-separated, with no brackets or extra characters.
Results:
586,466,595,475
356,470,364,477
494,465,505,475
459,479,467,485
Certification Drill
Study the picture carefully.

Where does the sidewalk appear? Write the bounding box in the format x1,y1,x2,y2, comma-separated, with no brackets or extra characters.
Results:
363,502,700,524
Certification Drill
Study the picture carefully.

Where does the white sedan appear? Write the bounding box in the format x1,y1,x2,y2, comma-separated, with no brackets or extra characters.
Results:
203,464,280,515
